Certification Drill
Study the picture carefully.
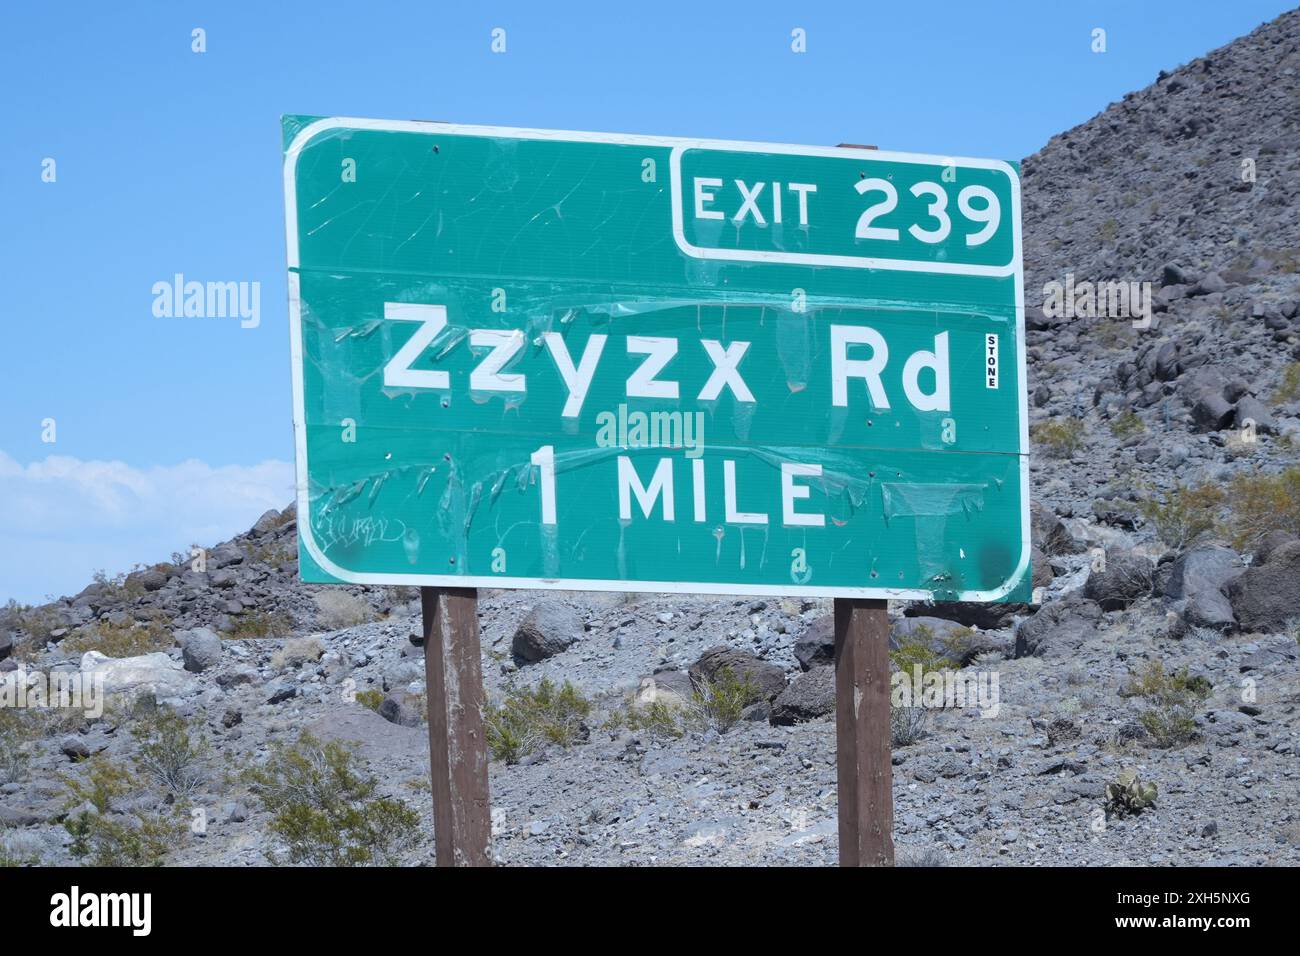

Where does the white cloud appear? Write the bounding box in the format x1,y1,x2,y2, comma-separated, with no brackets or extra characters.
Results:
0,450,295,605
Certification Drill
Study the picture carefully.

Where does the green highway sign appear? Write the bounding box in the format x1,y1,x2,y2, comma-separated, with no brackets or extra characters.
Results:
283,117,1028,601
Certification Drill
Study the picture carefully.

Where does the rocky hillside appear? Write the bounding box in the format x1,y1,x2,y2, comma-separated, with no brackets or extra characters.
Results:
4,11,1300,867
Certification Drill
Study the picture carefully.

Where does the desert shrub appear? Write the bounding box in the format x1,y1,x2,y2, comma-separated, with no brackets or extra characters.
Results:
606,700,686,741
1110,410,1145,439
1136,482,1225,551
0,841,37,867
486,678,592,763
61,756,183,866
271,636,324,670
131,708,208,796
1030,419,1084,458
62,617,173,658
312,590,375,630
248,540,295,569
355,688,385,712
242,731,420,866
91,569,145,603
0,708,44,784
11,602,64,648
890,625,959,681
686,667,761,735
1272,362,1300,404
230,609,294,640
1224,466,1300,550
1121,659,1210,749
890,706,929,746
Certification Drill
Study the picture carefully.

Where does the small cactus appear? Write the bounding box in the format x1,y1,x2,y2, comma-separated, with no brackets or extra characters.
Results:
1105,768,1158,816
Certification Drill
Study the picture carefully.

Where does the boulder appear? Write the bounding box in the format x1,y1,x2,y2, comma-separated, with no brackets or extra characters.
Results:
793,615,834,671
1234,396,1276,434
1013,599,1103,659
378,691,424,728
511,602,583,665
891,615,1008,665
1191,392,1235,431
1083,548,1154,611
632,669,695,710
178,627,223,673
80,651,196,701
0,631,12,662
769,667,836,725
1228,540,1300,633
251,509,283,535
689,646,786,702
1156,546,1241,631
1251,530,1297,565
902,600,1026,631
1031,501,1083,555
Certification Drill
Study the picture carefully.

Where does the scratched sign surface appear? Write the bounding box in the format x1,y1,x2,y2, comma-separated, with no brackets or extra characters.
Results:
283,117,1029,600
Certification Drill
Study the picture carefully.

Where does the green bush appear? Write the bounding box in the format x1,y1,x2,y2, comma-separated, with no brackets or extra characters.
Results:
1224,467,1300,550
1121,660,1210,749
0,708,43,784
61,756,183,867
1137,482,1225,551
229,609,294,639
1110,411,1145,439
131,708,208,796
605,700,686,740
355,688,385,712
486,678,592,763
243,731,421,866
687,667,760,734
1031,419,1084,459
1272,362,1300,404
63,616,173,658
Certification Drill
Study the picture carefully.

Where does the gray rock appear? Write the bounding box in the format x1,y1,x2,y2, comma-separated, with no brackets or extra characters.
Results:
1157,546,1241,631
1191,391,1235,431
266,681,297,705
1239,639,1299,672
1234,396,1276,434
378,691,424,727
902,601,1025,631
0,632,11,662
1228,540,1300,632
689,646,786,701
511,602,583,665
890,615,1008,665
793,615,834,671
1032,500,1082,555
59,736,90,760
179,627,223,673
1193,272,1229,296
1013,598,1103,658
769,667,836,725
1083,548,1154,611
1253,530,1299,565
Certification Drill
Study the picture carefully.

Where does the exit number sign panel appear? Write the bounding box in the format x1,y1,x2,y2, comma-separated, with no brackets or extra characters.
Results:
283,117,1029,601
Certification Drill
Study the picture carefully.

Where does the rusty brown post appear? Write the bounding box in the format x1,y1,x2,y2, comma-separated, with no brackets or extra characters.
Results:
833,597,895,866
421,586,492,866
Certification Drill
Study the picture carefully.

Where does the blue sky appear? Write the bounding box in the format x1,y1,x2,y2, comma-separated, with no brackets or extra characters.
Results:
0,0,1293,604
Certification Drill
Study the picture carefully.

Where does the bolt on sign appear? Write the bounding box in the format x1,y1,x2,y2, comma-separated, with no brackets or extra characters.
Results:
283,117,1029,601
